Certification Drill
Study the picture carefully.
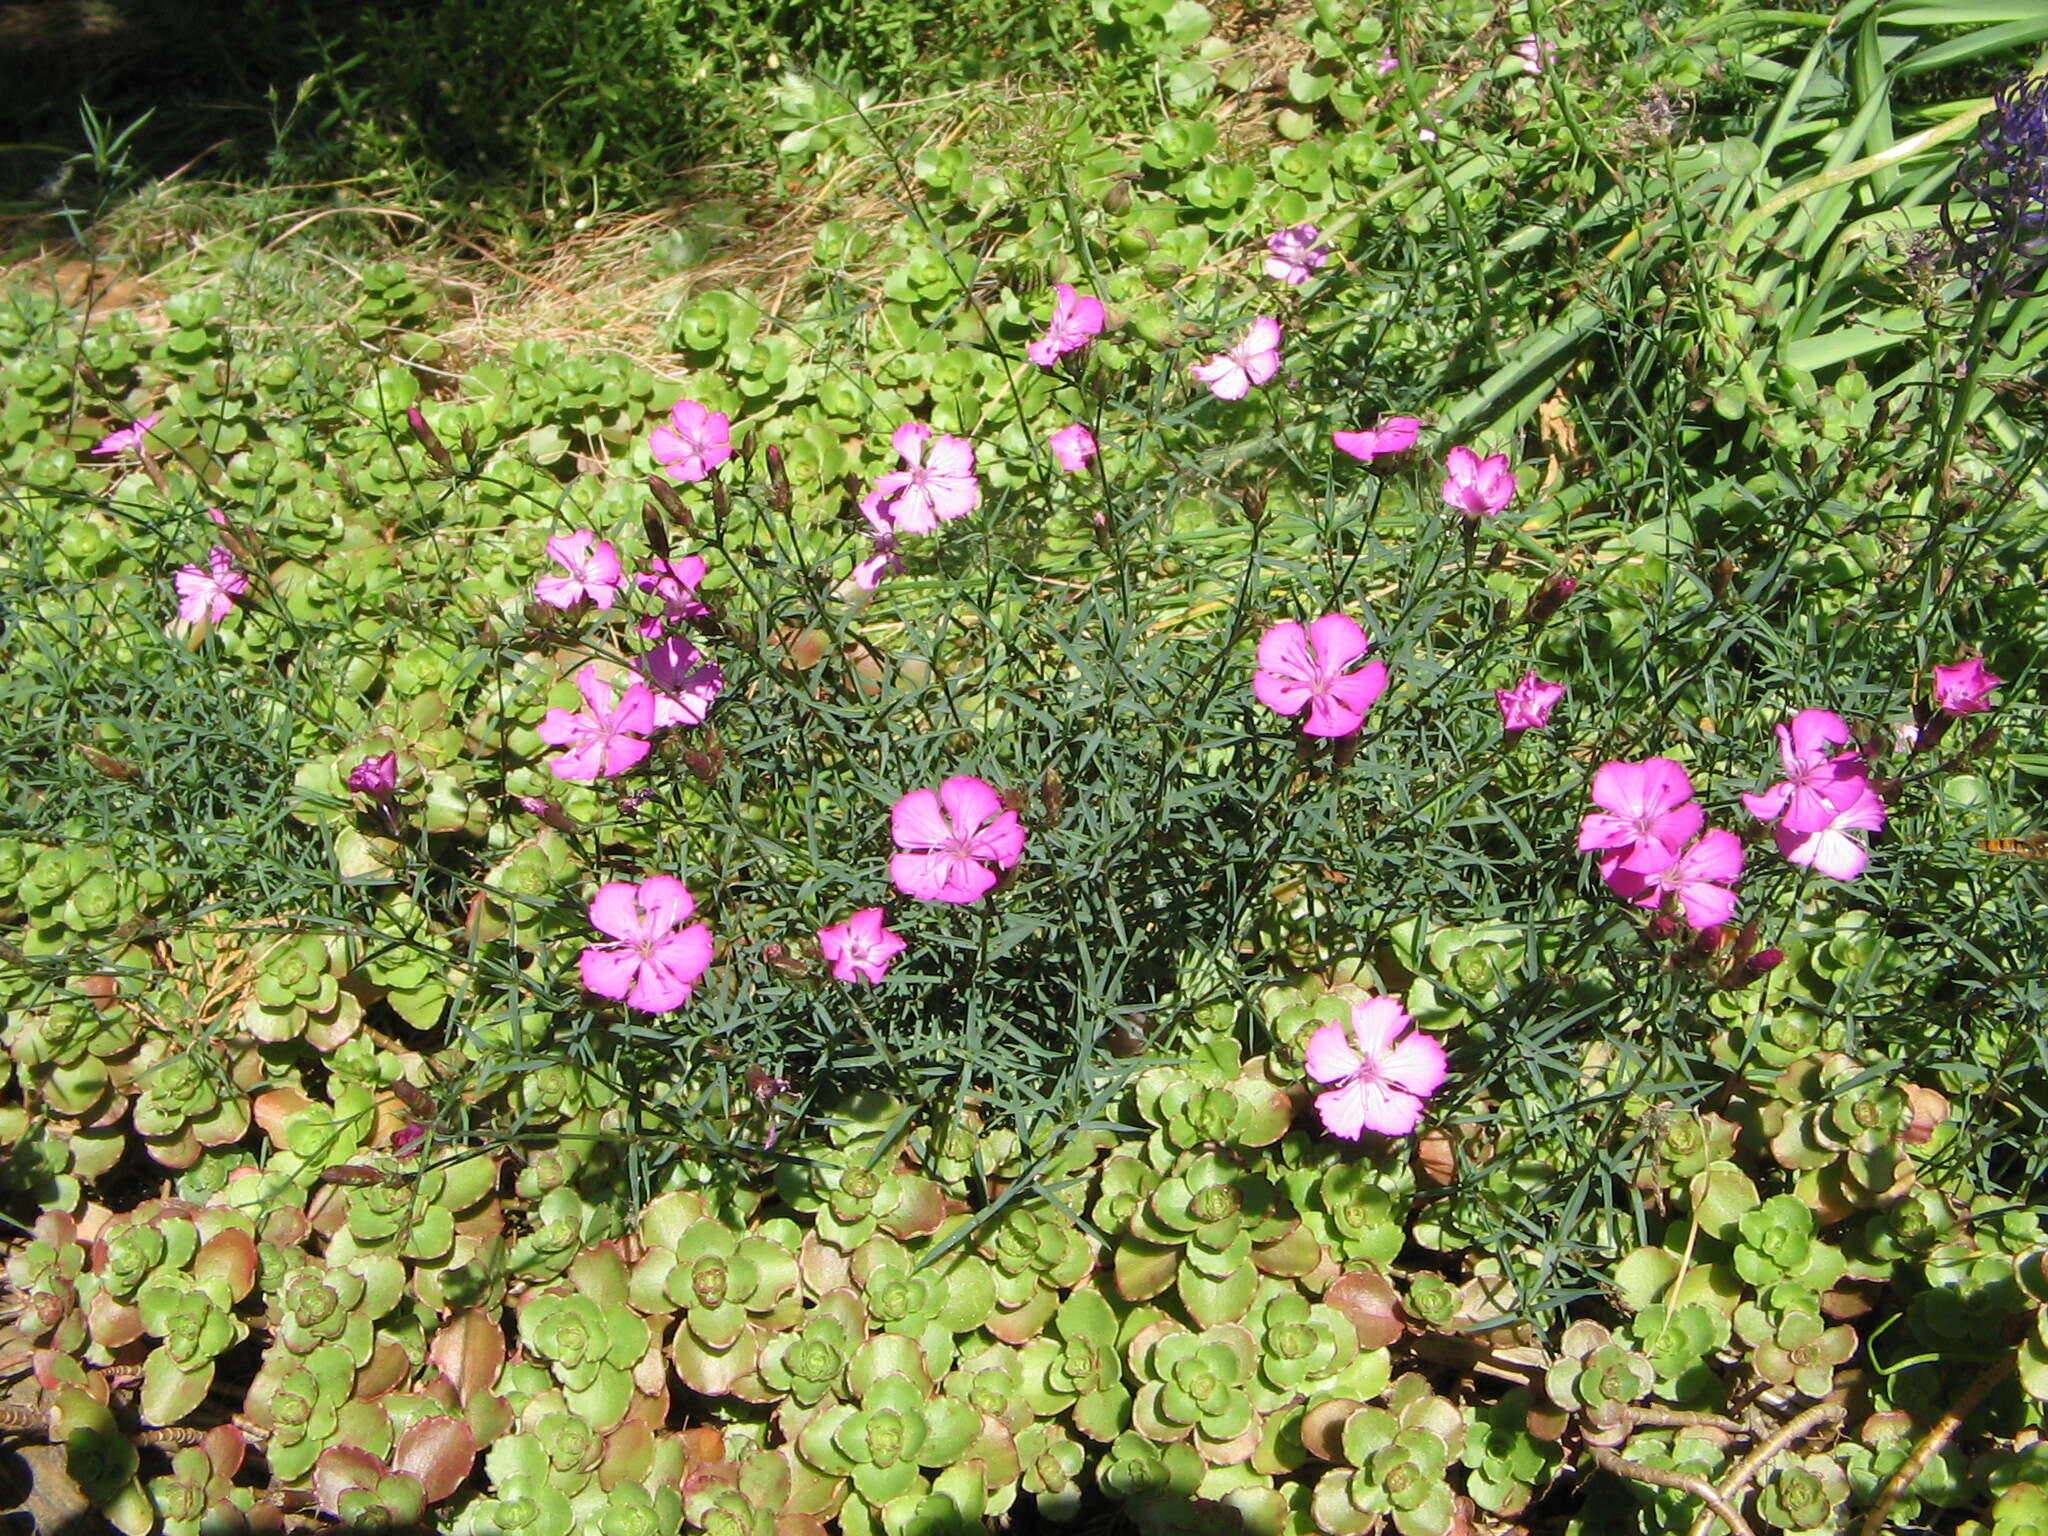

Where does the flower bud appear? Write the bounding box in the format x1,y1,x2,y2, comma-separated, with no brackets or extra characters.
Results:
406,405,455,472
1521,573,1578,627
1745,948,1785,976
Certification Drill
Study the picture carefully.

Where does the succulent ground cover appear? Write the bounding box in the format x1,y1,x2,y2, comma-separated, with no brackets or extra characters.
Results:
3,0,2048,1532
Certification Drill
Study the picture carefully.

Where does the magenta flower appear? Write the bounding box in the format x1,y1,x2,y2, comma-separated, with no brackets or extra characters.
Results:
1577,757,1702,875
818,907,907,985
1191,317,1282,401
1601,829,1743,929
889,775,1027,904
1775,782,1887,881
1253,614,1389,738
1332,416,1420,463
174,546,248,625
1264,224,1331,287
1496,671,1565,731
863,422,980,535
651,400,733,483
849,509,903,591
535,532,624,610
1027,284,1106,367
636,635,723,729
1932,658,2002,716
1740,709,1869,835
347,752,400,800
1304,994,1447,1139
579,876,714,1013
1048,422,1098,473
1441,447,1516,518
1374,46,1399,73
537,665,657,781
94,412,161,455
635,553,710,637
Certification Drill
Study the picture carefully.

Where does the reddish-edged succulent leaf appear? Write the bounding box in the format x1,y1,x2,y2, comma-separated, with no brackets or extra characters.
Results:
1413,1129,1458,1186
202,1426,247,1483
1299,1399,1365,1462
428,1310,506,1405
392,1415,475,1504
357,1340,411,1399
191,1230,259,1302
312,1446,388,1513
1324,1270,1403,1351
252,1088,315,1149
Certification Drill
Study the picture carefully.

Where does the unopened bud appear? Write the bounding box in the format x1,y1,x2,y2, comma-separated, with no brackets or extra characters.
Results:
515,795,580,833
1745,948,1785,976
1521,574,1579,627
405,405,455,472
645,473,695,534
641,501,672,561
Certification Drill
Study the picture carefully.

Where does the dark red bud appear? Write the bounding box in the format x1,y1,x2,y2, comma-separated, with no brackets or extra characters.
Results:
405,405,455,472
1746,948,1785,975
1521,573,1579,627
1648,914,1677,938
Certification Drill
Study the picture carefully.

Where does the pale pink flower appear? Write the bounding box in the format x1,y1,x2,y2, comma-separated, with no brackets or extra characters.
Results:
1253,614,1389,738
1304,994,1447,1139
651,400,733,483
849,495,903,591
1741,709,1869,835
635,553,710,638
537,665,656,780
1514,34,1557,75
1375,47,1399,74
1601,829,1743,929
1332,416,1421,463
864,422,979,535
94,412,161,455
889,776,1027,904
1775,781,1887,881
579,876,714,1013
1576,757,1702,875
347,752,399,800
1496,671,1565,731
1027,284,1105,368
817,907,907,985
1049,422,1098,473
174,546,248,624
1191,317,1282,401
1441,446,1516,518
1264,224,1331,286
535,532,623,610
1932,658,2001,716
636,636,723,729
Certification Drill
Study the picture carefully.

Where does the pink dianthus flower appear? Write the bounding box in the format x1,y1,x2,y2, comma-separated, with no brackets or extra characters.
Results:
1441,446,1516,518
579,876,714,1013
651,400,733,483
889,776,1026,904
1027,284,1105,368
1496,671,1565,732
1253,614,1389,738
174,545,248,625
1932,657,2001,716
1304,994,1447,1139
1264,224,1331,287
535,532,623,610
1576,757,1702,876
1049,422,1098,473
818,907,907,985
1332,416,1420,463
537,665,656,781
863,422,979,535
1191,317,1282,401
1601,828,1743,929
